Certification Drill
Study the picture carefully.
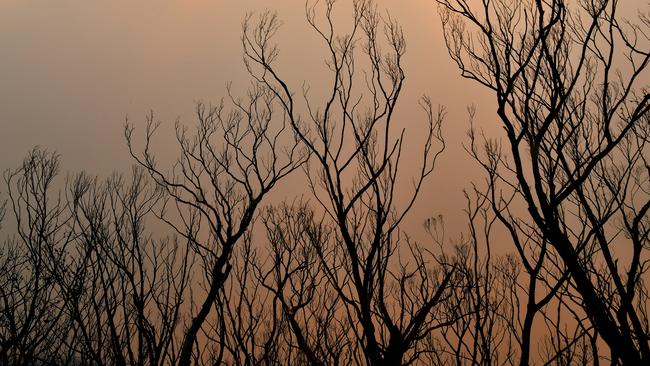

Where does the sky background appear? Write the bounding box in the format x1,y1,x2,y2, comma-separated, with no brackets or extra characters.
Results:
0,0,503,238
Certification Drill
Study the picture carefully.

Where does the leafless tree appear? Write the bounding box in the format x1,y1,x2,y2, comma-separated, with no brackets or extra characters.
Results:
216,231,285,366
258,201,352,366
0,148,73,365
10,0,650,364
53,168,193,366
1,149,195,365
240,1,465,364
429,189,516,366
125,74,307,363
439,0,650,363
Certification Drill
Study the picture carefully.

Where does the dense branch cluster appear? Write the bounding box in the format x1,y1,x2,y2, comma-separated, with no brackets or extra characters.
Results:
0,0,648,365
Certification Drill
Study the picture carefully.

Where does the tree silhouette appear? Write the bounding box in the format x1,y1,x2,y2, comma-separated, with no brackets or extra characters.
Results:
56,169,191,365
1,0,648,365
125,86,307,364
438,0,650,363
1,149,71,365
240,1,467,364
1,150,194,365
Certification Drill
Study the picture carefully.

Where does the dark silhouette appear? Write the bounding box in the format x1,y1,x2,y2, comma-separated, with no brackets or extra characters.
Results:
1,0,648,365
239,2,461,364
125,97,306,364
438,0,650,364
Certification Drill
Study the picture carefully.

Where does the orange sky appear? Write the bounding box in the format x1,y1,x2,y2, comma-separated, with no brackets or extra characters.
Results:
0,0,522,239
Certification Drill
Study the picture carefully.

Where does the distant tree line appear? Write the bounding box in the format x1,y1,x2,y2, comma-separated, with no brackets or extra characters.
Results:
1,0,648,365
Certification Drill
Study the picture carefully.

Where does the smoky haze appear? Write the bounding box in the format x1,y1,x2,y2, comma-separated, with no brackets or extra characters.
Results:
1,0,650,364
0,0,491,236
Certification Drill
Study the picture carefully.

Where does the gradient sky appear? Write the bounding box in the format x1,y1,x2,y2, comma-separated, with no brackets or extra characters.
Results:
0,0,509,238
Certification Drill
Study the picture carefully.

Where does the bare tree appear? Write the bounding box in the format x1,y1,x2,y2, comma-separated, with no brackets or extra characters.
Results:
461,119,577,366
51,168,193,366
1,149,195,365
430,189,516,366
240,1,465,364
439,0,650,363
125,80,307,363
259,201,352,366
12,0,650,364
1,149,73,365
216,231,286,366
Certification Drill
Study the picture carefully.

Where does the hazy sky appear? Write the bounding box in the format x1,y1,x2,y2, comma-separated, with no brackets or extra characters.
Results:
0,0,498,236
